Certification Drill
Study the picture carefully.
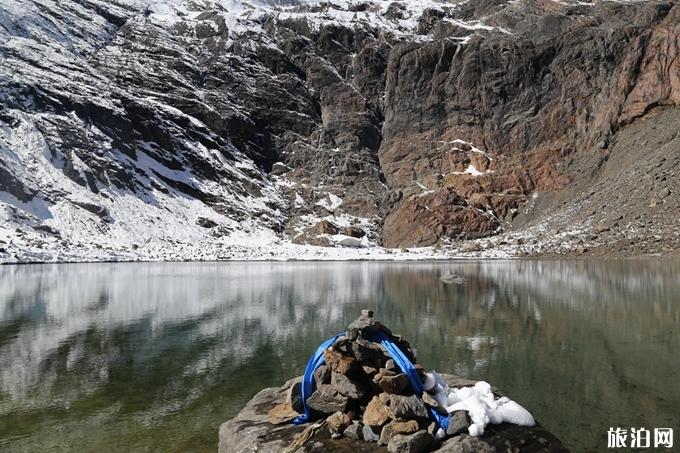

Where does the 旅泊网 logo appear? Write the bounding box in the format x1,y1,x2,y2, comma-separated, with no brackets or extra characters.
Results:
607,427,673,449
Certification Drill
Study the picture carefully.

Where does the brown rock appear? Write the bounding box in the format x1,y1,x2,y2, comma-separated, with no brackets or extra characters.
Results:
469,152,491,173
266,403,299,425
595,222,609,233
362,365,379,378
323,348,358,376
327,411,352,434
375,371,410,394
363,395,391,427
421,392,446,414
383,187,499,248
339,226,366,238
379,420,420,446
312,220,339,235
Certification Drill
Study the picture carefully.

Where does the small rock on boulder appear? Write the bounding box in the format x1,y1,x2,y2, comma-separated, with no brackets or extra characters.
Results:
327,411,352,434
306,384,349,415
379,420,420,446
363,395,391,427
445,410,470,437
387,430,434,453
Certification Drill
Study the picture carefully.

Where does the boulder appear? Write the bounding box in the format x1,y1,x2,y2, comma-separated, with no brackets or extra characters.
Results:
323,348,359,376
339,226,366,238
375,371,410,394
381,394,430,421
314,364,331,387
327,411,352,434
445,411,470,437
311,220,339,235
379,420,420,446
306,384,349,415
363,395,392,427
344,421,364,440
331,372,365,399
362,424,381,443
460,242,482,253
387,430,433,453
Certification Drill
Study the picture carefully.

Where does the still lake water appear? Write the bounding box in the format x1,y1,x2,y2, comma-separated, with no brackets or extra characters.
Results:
0,260,679,452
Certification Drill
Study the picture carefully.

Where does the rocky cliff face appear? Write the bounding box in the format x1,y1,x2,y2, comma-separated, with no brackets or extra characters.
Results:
1,0,678,261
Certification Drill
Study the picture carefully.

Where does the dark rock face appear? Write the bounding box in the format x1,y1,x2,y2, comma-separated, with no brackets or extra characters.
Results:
378,0,680,247
2,0,679,257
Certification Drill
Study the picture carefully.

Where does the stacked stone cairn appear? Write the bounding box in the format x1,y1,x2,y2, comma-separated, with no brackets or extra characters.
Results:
268,310,472,453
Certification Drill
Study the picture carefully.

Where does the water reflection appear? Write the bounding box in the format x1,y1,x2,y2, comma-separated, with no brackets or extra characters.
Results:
0,260,678,452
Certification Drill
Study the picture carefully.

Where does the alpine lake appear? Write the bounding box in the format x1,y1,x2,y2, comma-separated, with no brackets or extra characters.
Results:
1,260,678,452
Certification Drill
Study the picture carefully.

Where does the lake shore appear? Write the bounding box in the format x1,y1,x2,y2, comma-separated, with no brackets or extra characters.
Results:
2,226,679,265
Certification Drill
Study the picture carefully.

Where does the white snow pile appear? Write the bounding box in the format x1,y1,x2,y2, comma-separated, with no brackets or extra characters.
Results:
423,371,536,437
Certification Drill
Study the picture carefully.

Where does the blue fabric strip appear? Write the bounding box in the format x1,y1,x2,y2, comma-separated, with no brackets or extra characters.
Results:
370,331,450,430
292,333,345,425
292,331,450,430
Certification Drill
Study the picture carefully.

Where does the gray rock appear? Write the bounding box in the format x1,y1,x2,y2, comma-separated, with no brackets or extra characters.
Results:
375,371,410,394
421,392,446,415
270,162,289,176
314,364,331,387
460,242,482,253
658,187,671,199
351,338,389,366
382,394,430,421
196,216,218,228
306,384,349,415
287,379,304,413
362,424,380,443
387,430,433,453
347,309,388,339
343,421,364,440
437,435,495,453
331,372,364,399
445,410,470,437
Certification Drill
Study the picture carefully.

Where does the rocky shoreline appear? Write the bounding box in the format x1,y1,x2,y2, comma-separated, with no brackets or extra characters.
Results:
2,222,678,265
219,311,569,453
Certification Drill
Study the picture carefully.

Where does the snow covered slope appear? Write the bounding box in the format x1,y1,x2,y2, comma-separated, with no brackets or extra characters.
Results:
0,0,496,262
1,0,678,262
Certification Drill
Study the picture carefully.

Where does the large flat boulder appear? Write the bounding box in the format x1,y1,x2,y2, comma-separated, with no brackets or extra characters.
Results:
218,375,569,453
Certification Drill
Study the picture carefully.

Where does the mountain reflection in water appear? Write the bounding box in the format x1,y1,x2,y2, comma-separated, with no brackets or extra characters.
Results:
0,260,678,452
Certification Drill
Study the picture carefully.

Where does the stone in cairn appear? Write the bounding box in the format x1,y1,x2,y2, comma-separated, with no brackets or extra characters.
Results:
280,309,449,452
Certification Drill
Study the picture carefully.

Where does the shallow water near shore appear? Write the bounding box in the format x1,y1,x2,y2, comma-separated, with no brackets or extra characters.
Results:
0,260,679,452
